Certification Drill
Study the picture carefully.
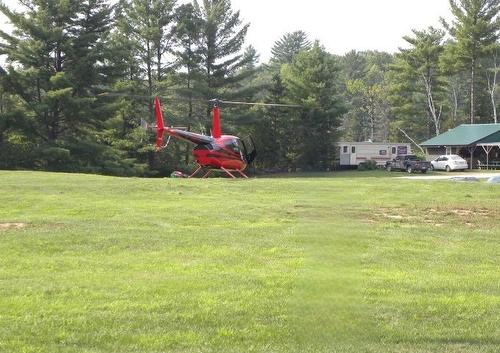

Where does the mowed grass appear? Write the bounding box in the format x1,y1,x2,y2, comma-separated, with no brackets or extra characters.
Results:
0,171,499,353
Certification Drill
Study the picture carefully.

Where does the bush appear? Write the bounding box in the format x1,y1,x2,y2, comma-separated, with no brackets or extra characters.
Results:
358,159,378,171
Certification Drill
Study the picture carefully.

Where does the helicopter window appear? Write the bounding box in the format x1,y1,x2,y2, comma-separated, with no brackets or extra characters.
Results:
224,139,241,153
194,144,211,151
237,139,245,153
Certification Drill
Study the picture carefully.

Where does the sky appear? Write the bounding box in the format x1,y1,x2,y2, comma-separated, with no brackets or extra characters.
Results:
0,0,453,63
221,0,452,61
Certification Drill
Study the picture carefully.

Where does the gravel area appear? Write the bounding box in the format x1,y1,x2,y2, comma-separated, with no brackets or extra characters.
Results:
399,172,500,180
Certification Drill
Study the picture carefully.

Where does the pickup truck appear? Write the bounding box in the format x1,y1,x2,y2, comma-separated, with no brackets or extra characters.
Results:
386,155,431,174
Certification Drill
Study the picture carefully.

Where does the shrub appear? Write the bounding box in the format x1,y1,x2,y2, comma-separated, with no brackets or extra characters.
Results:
358,159,378,171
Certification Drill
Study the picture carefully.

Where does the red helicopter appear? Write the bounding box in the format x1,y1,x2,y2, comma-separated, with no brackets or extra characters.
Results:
149,97,256,178
142,96,301,178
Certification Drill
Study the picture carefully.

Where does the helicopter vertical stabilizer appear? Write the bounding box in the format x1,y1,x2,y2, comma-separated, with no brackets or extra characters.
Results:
154,97,165,149
212,106,222,138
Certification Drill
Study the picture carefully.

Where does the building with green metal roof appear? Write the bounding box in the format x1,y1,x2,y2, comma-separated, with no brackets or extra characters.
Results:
421,124,500,169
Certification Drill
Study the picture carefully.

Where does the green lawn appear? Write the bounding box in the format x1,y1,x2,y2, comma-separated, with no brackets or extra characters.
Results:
0,171,499,353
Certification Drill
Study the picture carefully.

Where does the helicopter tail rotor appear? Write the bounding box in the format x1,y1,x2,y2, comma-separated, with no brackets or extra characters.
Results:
140,119,149,131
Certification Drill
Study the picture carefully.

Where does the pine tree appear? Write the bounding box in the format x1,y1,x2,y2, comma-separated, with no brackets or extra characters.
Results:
341,50,369,82
0,85,32,168
391,27,447,137
174,2,203,120
346,79,388,142
250,72,288,169
439,41,469,127
270,30,311,67
0,0,144,174
281,42,344,170
196,0,250,105
482,43,500,122
121,0,177,114
340,51,393,142
442,0,500,123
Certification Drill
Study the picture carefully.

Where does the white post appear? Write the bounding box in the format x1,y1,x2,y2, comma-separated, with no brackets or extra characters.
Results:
481,145,493,170
468,146,476,170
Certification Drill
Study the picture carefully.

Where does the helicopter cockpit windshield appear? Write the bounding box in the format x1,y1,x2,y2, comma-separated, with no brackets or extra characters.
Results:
223,138,244,156
224,138,245,159
241,136,257,164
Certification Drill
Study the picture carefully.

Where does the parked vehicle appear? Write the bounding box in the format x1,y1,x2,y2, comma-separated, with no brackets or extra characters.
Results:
430,155,468,172
386,155,431,173
337,142,411,167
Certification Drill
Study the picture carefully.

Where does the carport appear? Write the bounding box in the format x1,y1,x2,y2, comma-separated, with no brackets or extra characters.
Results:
421,124,500,169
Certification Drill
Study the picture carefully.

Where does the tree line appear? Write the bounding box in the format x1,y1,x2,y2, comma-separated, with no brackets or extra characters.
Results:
0,0,499,176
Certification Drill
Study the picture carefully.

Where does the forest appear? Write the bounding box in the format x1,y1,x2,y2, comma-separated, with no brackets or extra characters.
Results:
0,0,499,176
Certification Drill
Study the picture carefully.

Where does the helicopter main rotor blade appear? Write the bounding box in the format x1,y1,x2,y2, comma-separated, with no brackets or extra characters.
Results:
98,92,155,99
98,92,302,108
216,100,302,108
98,92,206,101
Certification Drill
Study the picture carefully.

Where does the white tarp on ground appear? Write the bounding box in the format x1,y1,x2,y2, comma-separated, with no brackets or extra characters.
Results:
487,176,500,184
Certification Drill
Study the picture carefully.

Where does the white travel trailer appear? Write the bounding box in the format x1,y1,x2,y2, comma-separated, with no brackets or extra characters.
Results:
338,142,412,167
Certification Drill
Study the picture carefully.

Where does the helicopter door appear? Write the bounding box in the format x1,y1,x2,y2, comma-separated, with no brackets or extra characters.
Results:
241,136,257,164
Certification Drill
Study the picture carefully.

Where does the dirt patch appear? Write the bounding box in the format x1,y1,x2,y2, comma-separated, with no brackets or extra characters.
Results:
0,223,27,231
369,207,497,227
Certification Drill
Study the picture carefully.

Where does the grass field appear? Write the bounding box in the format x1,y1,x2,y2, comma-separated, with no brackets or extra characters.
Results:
0,170,499,353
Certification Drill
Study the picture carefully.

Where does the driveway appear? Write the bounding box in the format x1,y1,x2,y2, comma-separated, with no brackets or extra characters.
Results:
399,172,500,180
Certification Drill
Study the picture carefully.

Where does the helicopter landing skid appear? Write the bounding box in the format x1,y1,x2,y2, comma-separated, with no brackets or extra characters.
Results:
189,165,248,179
188,165,204,178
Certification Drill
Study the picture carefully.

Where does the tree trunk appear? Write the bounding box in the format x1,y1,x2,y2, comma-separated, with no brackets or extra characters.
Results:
493,98,498,124
421,73,441,136
205,57,212,134
185,59,193,166
157,46,162,82
147,41,153,116
486,53,498,124
452,85,458,125
470,57,476,124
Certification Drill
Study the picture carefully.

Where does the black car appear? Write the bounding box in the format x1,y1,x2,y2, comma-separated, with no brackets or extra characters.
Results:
386,155,431,173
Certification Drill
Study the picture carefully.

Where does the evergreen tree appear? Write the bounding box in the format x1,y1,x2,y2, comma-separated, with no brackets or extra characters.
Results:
390,27,447,137
196,0,251,106
482,43,500,122
0,85,32,168
341,50,368,82
442,0,500,123
250,72,289,169
340,51,393,142
281,42,344,170
346,79,389,142
270,30,312,67
108,0,148,130
174,2,203,118
0,0,122,172
121,0,177,114
439,41,469,127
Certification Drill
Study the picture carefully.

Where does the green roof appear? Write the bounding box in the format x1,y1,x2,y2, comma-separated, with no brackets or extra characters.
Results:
421,124,500,147
478,130,500,144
